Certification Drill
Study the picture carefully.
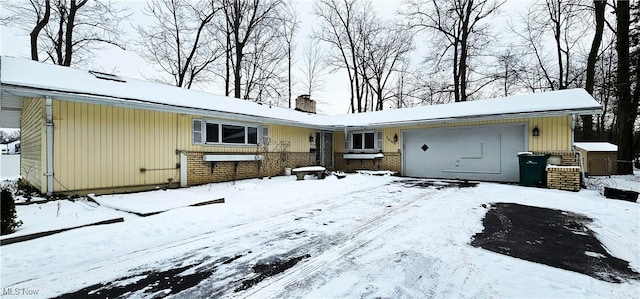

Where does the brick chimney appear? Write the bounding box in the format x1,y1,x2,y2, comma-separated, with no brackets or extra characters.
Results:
295,94,316,114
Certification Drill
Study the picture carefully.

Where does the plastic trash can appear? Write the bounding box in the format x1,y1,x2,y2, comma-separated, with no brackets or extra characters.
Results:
518,153,550,187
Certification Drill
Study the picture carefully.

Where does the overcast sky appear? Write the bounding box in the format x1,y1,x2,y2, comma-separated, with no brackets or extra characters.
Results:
0,0,531,115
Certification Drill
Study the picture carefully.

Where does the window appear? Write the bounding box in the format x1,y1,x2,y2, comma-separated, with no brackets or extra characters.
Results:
348,131,382,151
193,119,262,145
222,124,245,144
248,127,258,144
206,123,219,143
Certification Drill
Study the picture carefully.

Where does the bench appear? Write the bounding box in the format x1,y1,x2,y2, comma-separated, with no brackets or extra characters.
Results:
292,166,326,180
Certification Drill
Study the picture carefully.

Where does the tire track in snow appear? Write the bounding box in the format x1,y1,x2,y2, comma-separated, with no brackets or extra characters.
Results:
232,190,434,299
6,179,412,294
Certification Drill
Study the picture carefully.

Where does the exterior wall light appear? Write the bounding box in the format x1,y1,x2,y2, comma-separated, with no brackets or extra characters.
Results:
532,126,540,137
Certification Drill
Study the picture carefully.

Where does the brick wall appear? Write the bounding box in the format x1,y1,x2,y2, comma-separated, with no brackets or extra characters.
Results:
546,166,581,192
186,151,314,186
334,152,401,173
533,151,581,191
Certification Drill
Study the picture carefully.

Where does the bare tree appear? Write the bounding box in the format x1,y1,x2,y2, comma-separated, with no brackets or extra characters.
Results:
281,3,299,108
239,22,288,103
359,19,414,110
491,46,527,97
511,0,590,91
136,0,223,88
222,0,286,99
300,40,327,96
313,0,369,113
401,0,504,102
3,0,130,66
314,0,413,112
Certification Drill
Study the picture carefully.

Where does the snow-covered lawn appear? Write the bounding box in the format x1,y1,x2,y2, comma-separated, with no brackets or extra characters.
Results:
94,189,226,215
0,199,123,242
1,173,639,298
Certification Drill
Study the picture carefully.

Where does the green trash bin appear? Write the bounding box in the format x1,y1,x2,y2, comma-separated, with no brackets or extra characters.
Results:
518,153,550,187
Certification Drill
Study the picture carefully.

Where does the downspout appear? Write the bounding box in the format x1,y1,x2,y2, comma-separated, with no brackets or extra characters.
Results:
45,96,54,195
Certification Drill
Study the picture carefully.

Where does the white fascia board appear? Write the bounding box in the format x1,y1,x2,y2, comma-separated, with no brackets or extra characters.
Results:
360,108,602,129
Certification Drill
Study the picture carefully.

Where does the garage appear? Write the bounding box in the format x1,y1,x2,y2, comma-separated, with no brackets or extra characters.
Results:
402,124,526,182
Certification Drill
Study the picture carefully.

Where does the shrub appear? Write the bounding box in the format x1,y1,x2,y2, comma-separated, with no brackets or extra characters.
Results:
1,188,23,235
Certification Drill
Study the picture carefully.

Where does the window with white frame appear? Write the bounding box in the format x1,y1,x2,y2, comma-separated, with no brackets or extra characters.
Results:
346,131,383,151
192,119,265,145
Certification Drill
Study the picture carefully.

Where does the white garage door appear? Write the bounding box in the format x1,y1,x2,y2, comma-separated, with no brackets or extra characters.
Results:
402,124,525,182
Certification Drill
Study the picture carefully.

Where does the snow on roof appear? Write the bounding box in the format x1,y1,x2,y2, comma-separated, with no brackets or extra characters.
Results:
332,89,602,127
0,56,332,127
1,56,602,128
574,142,618,152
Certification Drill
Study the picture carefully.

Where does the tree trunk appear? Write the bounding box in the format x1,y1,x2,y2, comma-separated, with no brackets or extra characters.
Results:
288,46,292,108
615,0,633,174
453,40,461,102
62,0,88,66
582,0,606,141
30,0,51,61
234,41,242,98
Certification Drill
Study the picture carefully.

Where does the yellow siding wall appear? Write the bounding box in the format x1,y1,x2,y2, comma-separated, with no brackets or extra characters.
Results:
53,100,180,192
51,102,316,192
266,124,315,152
335,116,572,153
20,98,46,193
527,116,572,151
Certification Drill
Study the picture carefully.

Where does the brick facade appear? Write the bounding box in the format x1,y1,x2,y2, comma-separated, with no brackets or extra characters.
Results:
546,166,581,192
186,151,314,186
533,151,581,191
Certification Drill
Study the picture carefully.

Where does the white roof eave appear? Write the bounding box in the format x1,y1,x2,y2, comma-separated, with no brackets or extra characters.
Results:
2,84,336,130
350,108,603,129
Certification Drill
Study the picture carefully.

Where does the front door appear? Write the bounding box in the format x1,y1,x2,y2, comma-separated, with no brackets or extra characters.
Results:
316,132,333,167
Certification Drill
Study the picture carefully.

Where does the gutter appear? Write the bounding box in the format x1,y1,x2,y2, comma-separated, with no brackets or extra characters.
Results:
349,108,603,129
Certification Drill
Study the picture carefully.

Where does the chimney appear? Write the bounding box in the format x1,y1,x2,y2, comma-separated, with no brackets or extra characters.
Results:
295,94,316,114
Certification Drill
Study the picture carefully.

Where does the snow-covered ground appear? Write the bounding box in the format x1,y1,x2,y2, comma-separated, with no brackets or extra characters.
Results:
1,173,638,298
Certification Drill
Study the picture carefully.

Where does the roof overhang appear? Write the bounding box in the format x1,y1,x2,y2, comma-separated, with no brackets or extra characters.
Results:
351,108,603,129
0,89,23,128
1,84,335,130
